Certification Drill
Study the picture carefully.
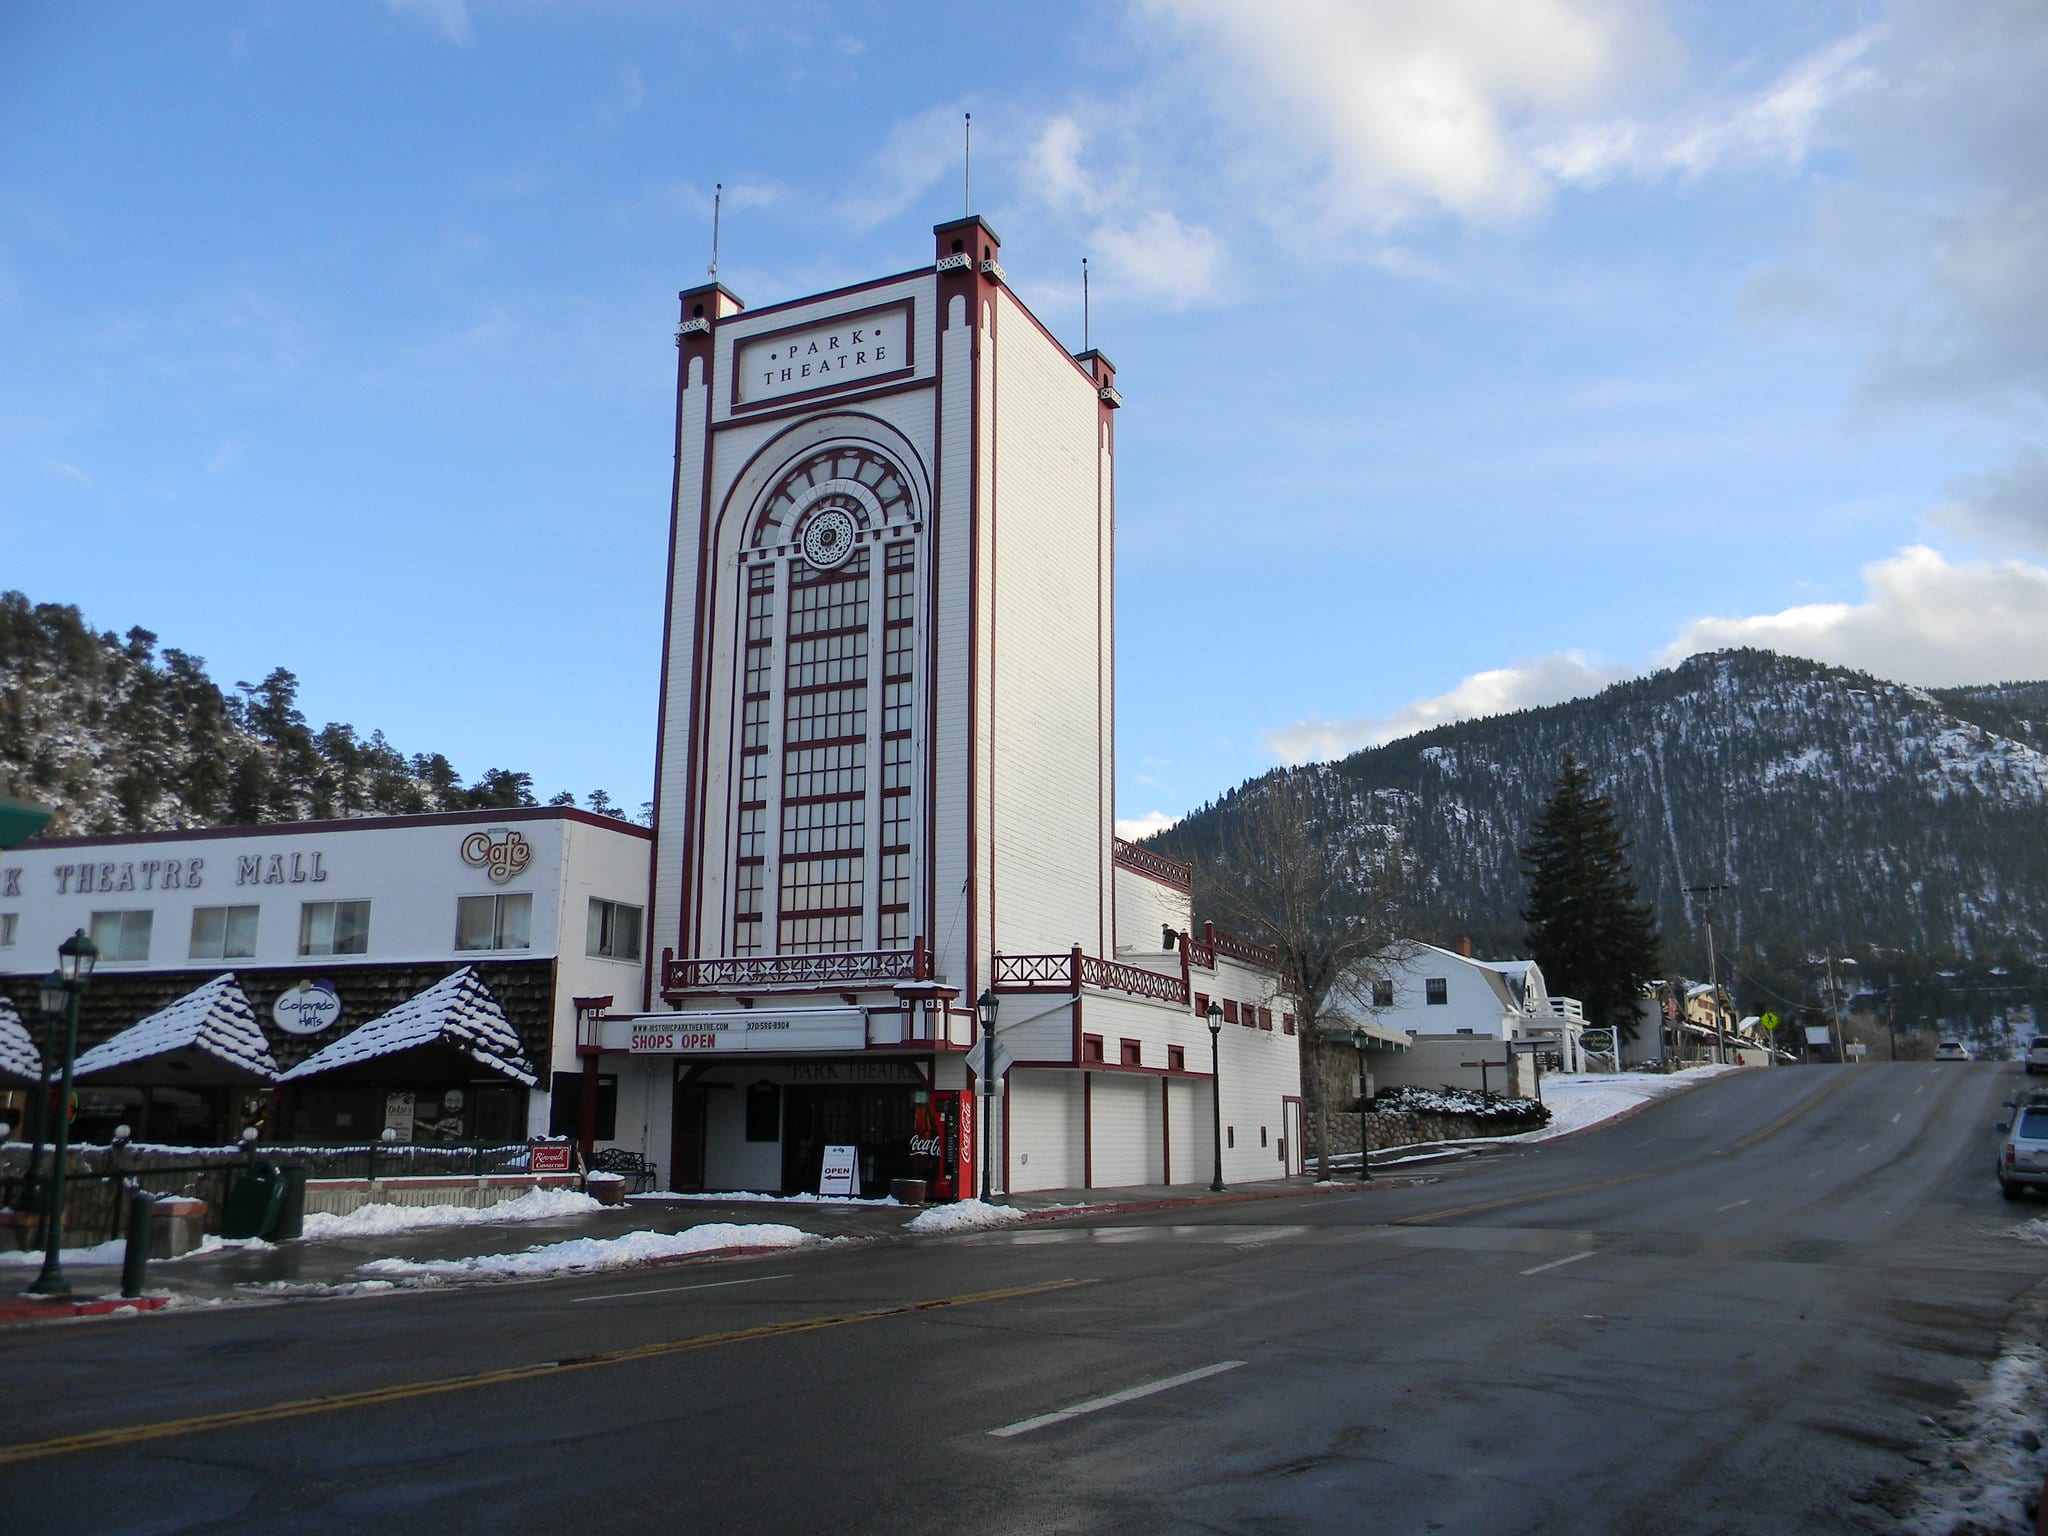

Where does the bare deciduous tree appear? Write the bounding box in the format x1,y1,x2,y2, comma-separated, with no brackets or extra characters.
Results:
1192,770,1409,1180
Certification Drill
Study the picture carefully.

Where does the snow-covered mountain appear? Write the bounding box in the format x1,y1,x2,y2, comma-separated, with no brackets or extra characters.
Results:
1153,650,2048,983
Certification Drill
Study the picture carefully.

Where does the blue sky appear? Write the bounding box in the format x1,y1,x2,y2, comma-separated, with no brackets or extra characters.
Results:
4,1,2045,835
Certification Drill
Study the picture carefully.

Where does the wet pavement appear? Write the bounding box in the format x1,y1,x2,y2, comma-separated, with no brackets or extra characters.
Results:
0,1176,1378,1322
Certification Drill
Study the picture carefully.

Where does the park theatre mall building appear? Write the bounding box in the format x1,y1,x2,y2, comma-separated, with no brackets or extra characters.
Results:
0,809,650,1147
590,217,1300,1196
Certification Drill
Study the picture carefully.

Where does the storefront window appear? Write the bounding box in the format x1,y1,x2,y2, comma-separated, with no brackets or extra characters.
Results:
300,900,370,956
190,904,259,960
587,898,642,960
89,909,153,963
456,893,532,951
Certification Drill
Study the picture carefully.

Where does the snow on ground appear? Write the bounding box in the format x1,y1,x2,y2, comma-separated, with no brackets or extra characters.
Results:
1893,1337,2048,1535
903,1198,1031,1234
2001,1217,2048,1246
0,1237,127,1268
357,1222,818,1279
301,1187,602,1239
1504,1065,1746,1142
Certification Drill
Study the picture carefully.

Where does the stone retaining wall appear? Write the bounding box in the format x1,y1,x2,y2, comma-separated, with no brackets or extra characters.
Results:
303,1173,581,1218
1305,1109,1523,1159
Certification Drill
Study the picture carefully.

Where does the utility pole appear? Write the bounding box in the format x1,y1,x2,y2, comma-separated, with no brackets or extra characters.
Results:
1826,953,1846,1063
1686,884,1730,1065
1886,972,1897,1061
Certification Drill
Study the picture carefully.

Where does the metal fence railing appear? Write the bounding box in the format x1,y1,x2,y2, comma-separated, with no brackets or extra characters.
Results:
0,1140,552,1245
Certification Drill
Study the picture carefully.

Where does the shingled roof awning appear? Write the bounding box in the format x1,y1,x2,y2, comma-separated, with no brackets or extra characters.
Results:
279,968,536,1088
0,997,40,1083
72,973,280,1088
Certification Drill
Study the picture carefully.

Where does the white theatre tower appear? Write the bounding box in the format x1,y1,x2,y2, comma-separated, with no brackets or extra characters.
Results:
603,217,1298,1198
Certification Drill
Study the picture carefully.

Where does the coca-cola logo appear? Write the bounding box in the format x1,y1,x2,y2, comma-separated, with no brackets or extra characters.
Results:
908,1134,943,1158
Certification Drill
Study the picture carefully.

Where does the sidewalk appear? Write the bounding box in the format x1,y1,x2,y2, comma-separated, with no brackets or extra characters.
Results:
0,1173,1381,1325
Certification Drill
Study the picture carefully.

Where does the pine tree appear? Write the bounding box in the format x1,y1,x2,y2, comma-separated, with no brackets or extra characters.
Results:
1520,754,1661,1034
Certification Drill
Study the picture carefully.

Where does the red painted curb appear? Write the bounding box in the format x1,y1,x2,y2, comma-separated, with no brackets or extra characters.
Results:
0,1293,169,1326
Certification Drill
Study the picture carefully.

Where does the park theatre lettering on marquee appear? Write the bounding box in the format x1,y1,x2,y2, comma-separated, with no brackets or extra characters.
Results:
733,302,913,409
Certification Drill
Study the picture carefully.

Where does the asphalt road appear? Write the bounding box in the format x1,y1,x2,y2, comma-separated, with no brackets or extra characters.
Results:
2,1062,2042,1536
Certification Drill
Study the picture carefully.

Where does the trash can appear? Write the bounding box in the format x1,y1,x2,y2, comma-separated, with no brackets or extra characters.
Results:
888,1178,928,1206
273,1164,309,1241
221,1162,286,1240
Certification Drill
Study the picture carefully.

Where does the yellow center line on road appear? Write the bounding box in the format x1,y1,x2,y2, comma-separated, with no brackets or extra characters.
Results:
0,1278,1088,1466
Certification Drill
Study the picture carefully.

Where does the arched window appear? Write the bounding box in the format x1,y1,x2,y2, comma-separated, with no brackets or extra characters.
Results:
732,445,920,956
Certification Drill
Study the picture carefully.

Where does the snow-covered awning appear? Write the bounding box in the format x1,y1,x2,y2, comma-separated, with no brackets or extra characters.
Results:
280,968,536,1087
73,973,279,1087
1330,1013,1410,1051
0,996,40,1083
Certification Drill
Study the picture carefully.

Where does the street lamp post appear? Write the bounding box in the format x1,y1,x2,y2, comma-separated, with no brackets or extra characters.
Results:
976,990,999,1204
1350,1026,1374,1183
1206,1001,1225,1192
28,929,98,1297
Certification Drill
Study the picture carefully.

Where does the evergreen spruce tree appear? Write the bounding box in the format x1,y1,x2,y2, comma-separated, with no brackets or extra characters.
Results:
1520,754,1661,1034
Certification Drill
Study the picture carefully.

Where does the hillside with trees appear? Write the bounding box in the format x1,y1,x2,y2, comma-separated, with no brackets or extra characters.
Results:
0,592,640,836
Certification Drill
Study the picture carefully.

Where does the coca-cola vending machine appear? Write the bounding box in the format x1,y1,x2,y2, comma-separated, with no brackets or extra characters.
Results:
911,1091,973,1201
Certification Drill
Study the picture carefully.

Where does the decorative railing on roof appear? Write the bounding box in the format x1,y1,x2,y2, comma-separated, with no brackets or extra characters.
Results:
661,939,930,998
1113,838,1193,892
1181,921,1280,972
994,948,1190,1006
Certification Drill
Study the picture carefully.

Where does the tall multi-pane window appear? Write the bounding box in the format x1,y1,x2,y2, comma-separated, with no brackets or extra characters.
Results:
877,541,915,948
779,548,869,953
733,445,920,959
734,562,775,956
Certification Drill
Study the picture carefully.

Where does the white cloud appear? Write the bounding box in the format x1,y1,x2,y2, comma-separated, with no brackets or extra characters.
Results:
1264,651,1630,762
387,0,471,46
1662,545,2048,686
837,103,970,233
1133,0,1666,226
206,440,249,476
1115,810,1181,840
1088,209,1222,309
1536,28,1877,186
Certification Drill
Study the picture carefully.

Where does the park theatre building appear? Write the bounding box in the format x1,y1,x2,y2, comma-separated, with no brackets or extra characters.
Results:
589,218,1299,1196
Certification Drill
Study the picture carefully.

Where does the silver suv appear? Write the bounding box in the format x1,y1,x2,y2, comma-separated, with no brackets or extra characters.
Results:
1997,1098,2048,1200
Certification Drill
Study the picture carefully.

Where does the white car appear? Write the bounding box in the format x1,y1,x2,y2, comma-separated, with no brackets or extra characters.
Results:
1999,1099,2048,1199
2025,1036,2048,1076
1934,1041,1971,1061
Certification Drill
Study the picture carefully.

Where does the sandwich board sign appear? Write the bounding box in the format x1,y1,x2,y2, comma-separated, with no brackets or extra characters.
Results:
819,1144,859,1197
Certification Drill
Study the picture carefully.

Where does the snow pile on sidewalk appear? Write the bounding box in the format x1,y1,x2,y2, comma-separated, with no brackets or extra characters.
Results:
357,1221,816,1279
303,1186,603,1239
2000,1217,2048,1246
903,1199,1031,1235
0,1237,127,1268
1893,1339,2048,1534
1504,1065,1744,1142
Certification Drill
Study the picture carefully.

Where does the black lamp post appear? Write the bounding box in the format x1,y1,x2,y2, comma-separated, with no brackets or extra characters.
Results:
1350,1025,1374,1183
976,989,999,1204
1206,1001,1225,1192
28,928,98,1297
